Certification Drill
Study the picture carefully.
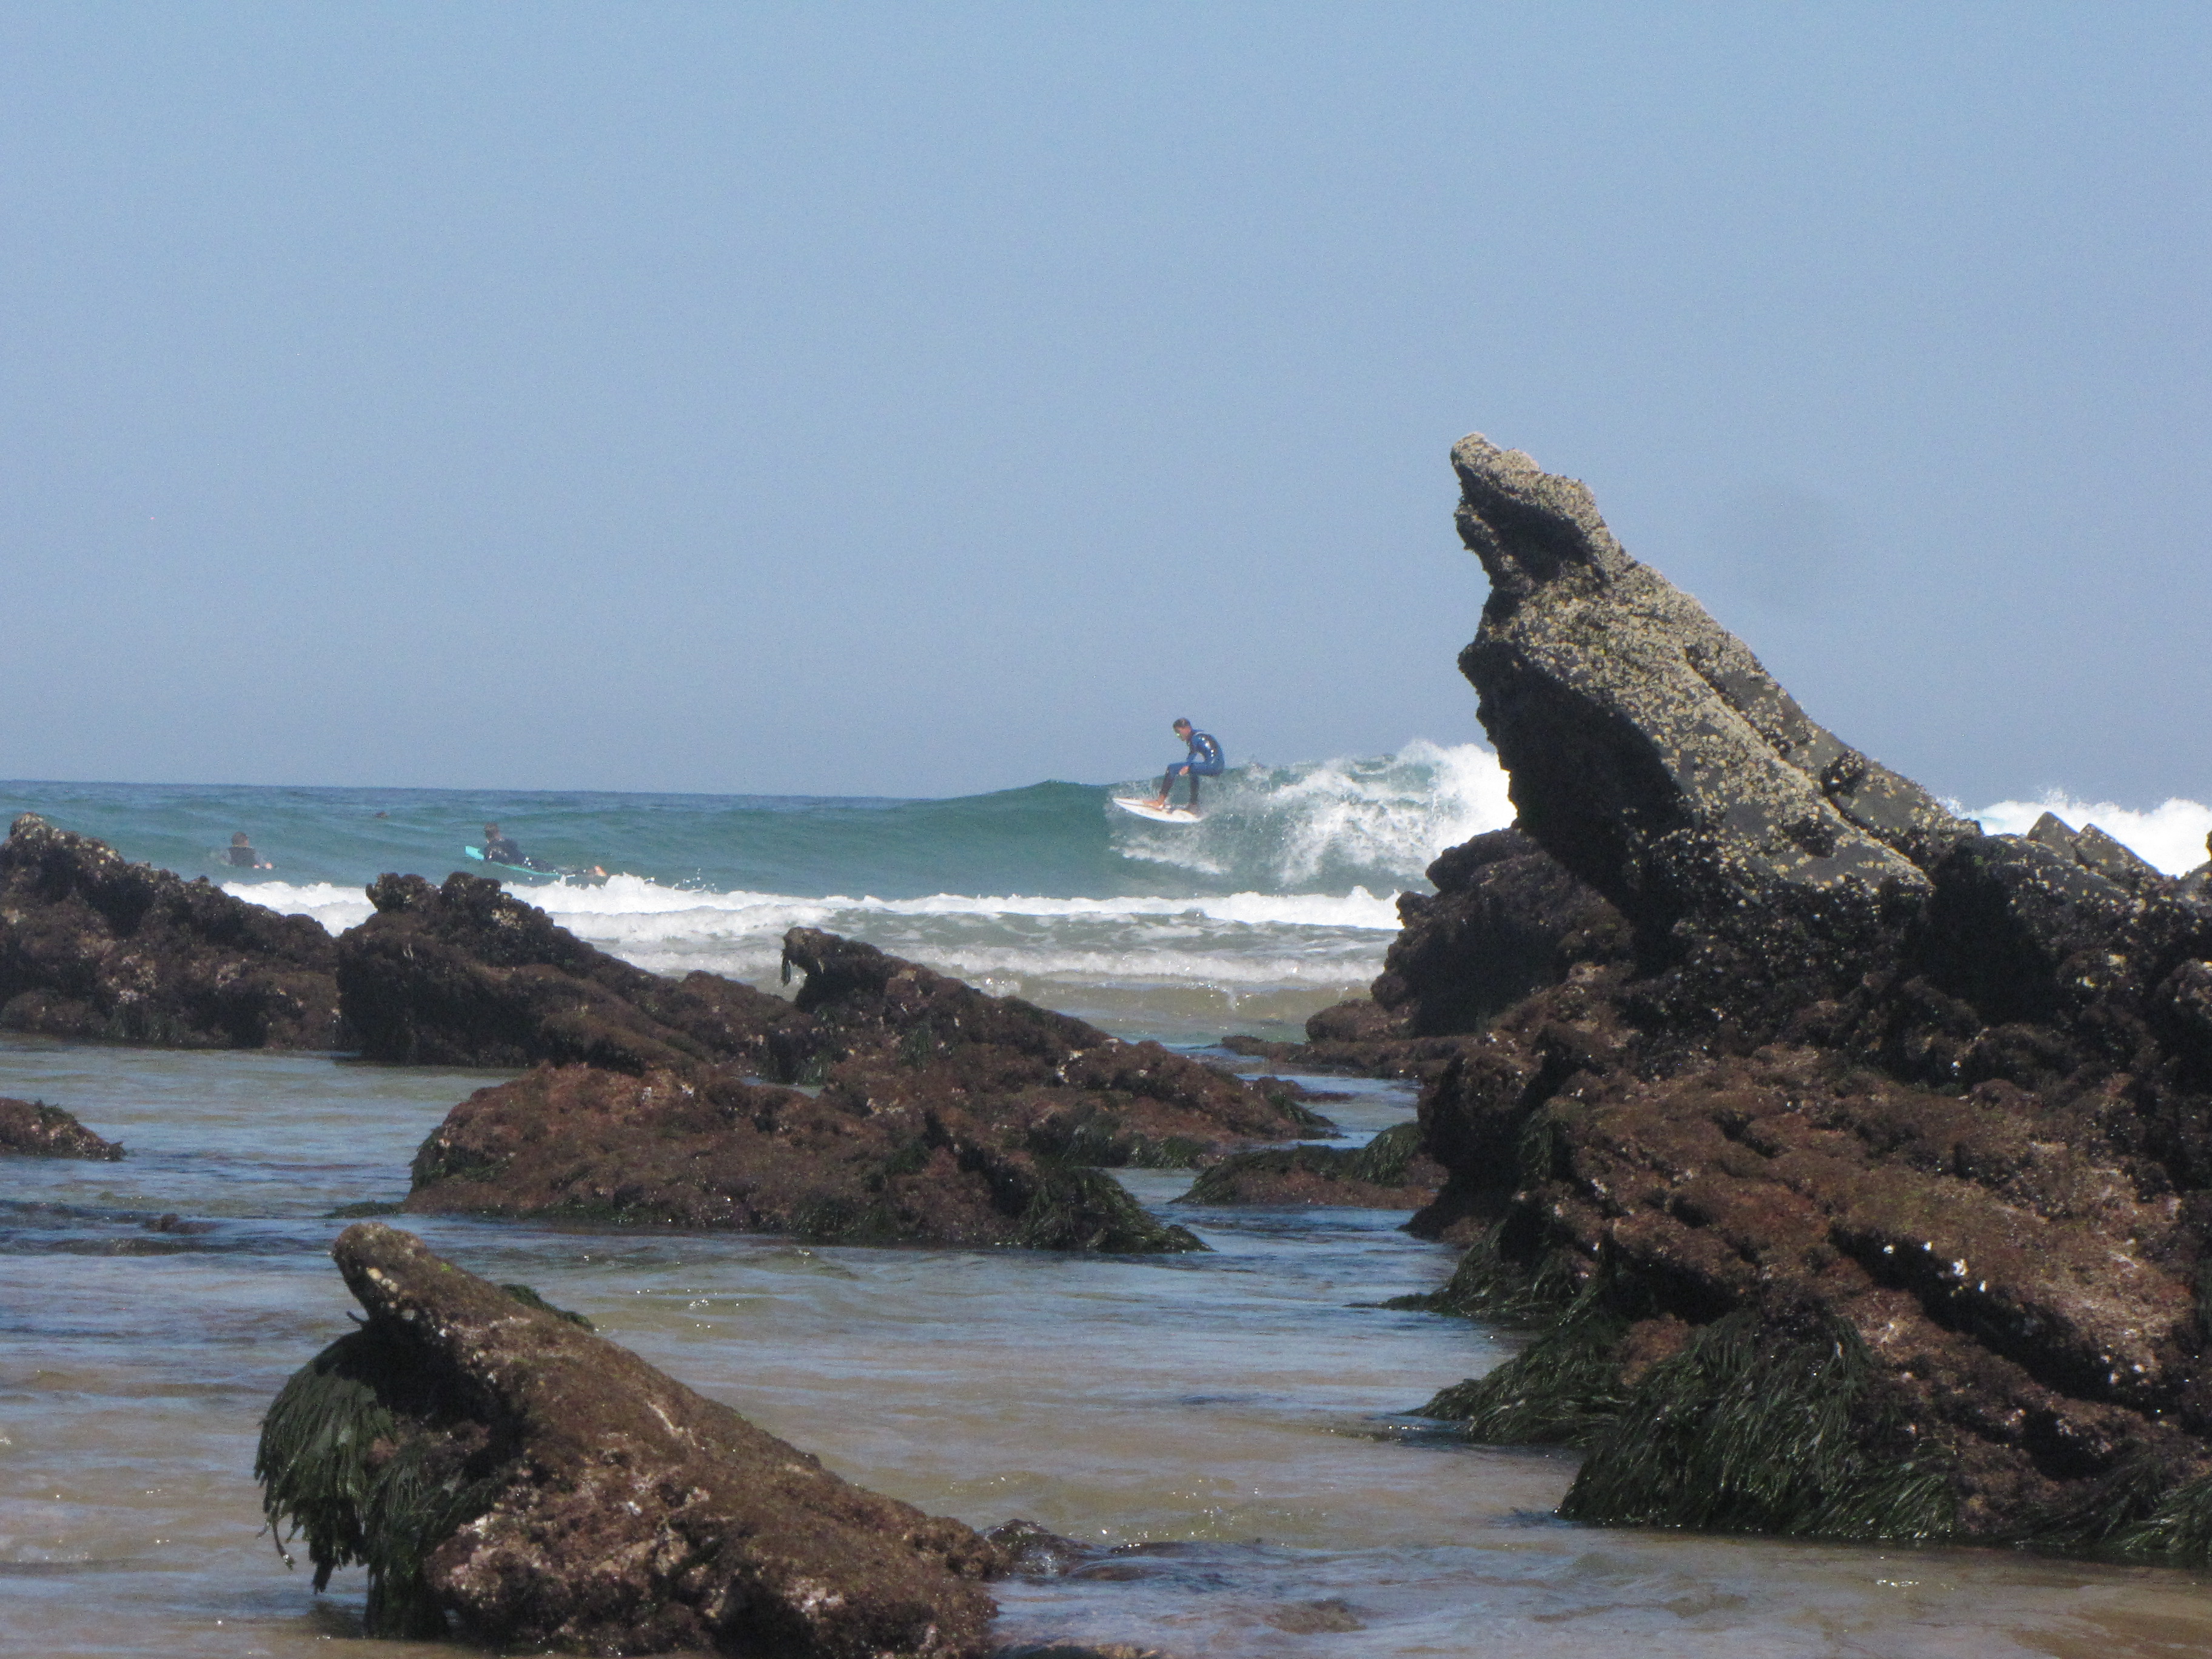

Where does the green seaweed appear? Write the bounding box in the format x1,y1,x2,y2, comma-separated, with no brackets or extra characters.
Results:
1560,1310,1957,1543
1416,1269,1630,1443
498,1282,593,1329
1181,1121,1431,1204
1387,1224,1583,1321
1031,1118,1207,1170
1013,1164,1206,1253
2107,1470,2212,1562
255,1330,504,1639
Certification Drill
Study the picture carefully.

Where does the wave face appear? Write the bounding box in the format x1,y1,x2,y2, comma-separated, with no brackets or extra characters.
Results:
0,746,1513,1041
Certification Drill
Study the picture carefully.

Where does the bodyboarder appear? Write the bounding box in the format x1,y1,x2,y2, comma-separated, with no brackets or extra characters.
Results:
1149,719,1224,813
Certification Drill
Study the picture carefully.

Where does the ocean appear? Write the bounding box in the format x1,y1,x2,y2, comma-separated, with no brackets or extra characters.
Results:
8,748,2212,1658
1,742,1515,1044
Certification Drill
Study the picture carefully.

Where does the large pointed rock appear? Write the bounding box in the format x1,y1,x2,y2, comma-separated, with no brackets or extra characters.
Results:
1452,434,1972,953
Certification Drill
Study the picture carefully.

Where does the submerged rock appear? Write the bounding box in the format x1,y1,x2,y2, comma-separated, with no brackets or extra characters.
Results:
0,1096,124,1159
1397,435,2212,1561
1173,1121,1443,1210
404,1063,1204,1252
335,871,813,1071
0,814,340,1048
256,1222,1004,1654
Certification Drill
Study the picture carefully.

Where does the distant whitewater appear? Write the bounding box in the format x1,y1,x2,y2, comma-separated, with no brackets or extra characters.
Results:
7,748,2205,1042
0,746,1507,1041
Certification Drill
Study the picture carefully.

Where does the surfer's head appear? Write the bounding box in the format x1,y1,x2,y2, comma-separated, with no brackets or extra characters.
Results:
230,831,250,846
1172,719,1191,736
483,822,500,837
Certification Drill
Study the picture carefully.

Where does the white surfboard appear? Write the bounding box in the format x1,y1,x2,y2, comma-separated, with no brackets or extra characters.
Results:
1112,796,1202,824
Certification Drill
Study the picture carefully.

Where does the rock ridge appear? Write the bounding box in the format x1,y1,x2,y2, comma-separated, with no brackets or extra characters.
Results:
1383,434,2212,1560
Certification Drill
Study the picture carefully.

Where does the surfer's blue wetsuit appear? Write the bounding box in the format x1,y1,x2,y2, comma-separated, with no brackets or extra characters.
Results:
1161,730,1225,808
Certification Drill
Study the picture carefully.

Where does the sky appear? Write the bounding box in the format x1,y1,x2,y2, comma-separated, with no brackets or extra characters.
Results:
0,3,2205,802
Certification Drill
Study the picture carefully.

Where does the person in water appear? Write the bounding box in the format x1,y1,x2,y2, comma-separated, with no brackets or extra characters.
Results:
224,831,273,870
1150,719,1224,811
481,823,606,879
481,823,539,868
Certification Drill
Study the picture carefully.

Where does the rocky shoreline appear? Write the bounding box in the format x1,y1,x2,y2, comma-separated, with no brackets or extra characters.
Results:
16,429,2212,1649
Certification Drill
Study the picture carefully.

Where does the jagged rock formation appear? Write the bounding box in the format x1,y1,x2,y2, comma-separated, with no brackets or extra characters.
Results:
0,814,341,1048
1454,434,1971,962
0,1096,124,1159
780,928,1324,1158
1398,434,2212,1560
256,1223,1004,1654
405,1063,1204,1252
397,930,1326,1252
1172,1121,1443,1209
335,872,815,1072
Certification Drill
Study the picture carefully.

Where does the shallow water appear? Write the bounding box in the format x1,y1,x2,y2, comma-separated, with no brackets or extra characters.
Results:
6,1037,2212,1658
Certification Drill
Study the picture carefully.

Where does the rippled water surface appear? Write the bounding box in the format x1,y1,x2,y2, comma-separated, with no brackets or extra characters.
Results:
6,1037,2212,1658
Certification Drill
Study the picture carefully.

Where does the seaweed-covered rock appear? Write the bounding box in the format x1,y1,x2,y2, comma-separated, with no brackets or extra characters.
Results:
0,814,340,1048
335,872,813,1072
391,930,1320,1252
1173,1120,1443,1209
1397,434,2212,1560
404,1064,1204,1253
0,1096,124,1159
256,1223,1004,1654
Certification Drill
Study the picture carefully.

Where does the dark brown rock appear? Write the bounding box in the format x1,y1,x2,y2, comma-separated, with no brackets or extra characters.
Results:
403,1063,1204,1253
0,814,340,1048
1453,432,1972,1006
256,1222,1004,1654
1172,1121,1443,1210
1228,825,1626,1081
335,872,813,1072
780,928,1330,1160
1369,826,1627,1038
1395,435,2212,1560
0,1096,123,1159
392,929,1324,1252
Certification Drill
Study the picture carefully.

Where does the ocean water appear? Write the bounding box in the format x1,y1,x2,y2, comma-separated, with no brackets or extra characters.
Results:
8,751,2212,1658
1,742,1514,1042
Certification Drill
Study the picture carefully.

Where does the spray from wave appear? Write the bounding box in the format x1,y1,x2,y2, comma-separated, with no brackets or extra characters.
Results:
1108,739,1514,887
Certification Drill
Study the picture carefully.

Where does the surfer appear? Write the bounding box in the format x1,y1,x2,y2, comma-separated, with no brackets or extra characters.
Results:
480,823,606,879
223,832,273,870
481,823,544,870
1150,719,1224,811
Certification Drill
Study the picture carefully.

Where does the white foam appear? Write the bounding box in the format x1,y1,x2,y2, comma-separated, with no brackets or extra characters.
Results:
1965,793,2212,877
221,880,376,934
1111,740,1515,886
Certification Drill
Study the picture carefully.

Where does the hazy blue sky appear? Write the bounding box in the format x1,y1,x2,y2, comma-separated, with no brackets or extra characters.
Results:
2,4,2205,800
